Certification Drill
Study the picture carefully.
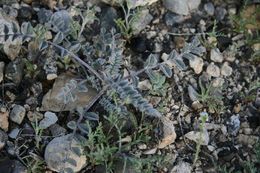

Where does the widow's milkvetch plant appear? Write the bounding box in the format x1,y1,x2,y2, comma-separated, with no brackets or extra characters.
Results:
0,7,205,117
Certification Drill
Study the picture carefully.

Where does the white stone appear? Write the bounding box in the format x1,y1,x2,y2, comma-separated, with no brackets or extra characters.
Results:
210,48,224,63
44,134,86,172
221,62,232,77
163,0,201,15
185,129,209,145
171,161,192,173
101,0,159,8
189,57,204,74
206,63,220,77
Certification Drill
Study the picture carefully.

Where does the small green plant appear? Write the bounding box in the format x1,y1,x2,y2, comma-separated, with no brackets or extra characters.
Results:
31,119,44,149
148,72,169,97
193,112,208,167
84,122,118,171
230,2,260,46
197,80,224,114
23,154,45,173
115,0,141,40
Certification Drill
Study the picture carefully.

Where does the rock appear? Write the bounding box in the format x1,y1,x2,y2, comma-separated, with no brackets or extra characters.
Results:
131,9,153,35
238,134,259,146
39,112,58,129
215,7,227,21
192,101,203,110
138,144,147,150
171,161,192,173
143,148,157,155
126,0,159,8
0,62,4,83
37,8,53,24
164,12,186,26
206,63,220,77
130,36,147,52
44,134,86,172
233,103,241,113
210,48,224,63
49,124,67,136
212,77,224,87
8,128,20,139
189,57,204,74
5,59,24,85
47,74,57,81
138,79,152,90
220,62,232,77
204,2,214,16
0,129,8,150
27,111,43,122
3,6,18,18
101,0,158,8
158,117,177,149
185,129,209,145
18,6,32,19
41,73,97,112
227,115,240,136
100,7,118,31
0,111,9,131
0,0,18,5
243,128,253,135
12,160,27,173
163,0,201,15
0,12,22,60
188,85,199,102
174,37,186,49
154,42,162,53
10,105,26,124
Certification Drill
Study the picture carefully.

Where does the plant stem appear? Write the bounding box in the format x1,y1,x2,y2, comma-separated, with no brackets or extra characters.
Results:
46,41,105,83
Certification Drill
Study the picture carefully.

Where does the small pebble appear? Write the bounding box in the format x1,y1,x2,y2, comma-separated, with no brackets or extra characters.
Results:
210,48,224,63
204,2,215,16
10,105,26,124
206,63,220,77
221,62,233,77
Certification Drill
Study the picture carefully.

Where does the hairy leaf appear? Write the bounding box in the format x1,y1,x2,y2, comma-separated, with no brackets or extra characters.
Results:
67,121,77,130
53,32,64,44
144,54,158,68
159,64,172,78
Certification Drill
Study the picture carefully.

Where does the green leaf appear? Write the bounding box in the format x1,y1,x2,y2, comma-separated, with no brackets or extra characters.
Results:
159,64,172,78
53,32,64,44
67,121,77,130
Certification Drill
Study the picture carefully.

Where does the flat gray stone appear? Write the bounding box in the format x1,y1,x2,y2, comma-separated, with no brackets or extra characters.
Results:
41,73,97,112
44,134,86,172
10,105,26,124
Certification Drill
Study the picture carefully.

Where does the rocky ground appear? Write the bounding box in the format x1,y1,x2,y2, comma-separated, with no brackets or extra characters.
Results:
0,0,259,173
